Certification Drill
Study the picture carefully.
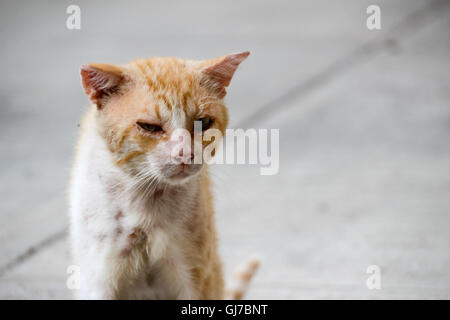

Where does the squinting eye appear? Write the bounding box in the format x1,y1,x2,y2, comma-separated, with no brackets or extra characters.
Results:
198,117,213,131
137,122,163,133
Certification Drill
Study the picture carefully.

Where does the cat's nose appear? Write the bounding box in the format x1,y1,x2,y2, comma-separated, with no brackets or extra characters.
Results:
173,148,194,164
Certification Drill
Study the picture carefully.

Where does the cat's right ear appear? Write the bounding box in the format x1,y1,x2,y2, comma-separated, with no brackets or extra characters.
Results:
80,63,125,109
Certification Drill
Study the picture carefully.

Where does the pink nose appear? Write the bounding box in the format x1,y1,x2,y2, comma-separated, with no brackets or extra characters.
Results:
173,148,194,164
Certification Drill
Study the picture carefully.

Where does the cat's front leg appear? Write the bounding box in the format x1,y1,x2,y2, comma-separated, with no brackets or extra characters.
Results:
72,231,128,300
76,254,121,300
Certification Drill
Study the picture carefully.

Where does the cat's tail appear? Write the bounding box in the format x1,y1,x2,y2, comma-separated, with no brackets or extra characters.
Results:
224,256,260,300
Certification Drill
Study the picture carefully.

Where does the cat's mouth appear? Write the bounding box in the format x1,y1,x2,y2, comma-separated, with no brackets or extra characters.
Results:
170,164,191,178
165,163,202,181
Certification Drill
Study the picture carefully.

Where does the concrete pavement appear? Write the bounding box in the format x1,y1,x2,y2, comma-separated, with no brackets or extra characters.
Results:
0,0,449,299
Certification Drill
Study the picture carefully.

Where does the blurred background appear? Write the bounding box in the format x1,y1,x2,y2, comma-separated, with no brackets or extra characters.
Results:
0,0,449,299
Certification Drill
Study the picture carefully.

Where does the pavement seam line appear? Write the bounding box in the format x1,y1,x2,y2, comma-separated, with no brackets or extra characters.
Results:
235,0,450,128
0,229,67,277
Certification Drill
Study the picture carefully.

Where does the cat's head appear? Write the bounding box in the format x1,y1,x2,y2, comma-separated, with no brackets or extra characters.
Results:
80,52,249,185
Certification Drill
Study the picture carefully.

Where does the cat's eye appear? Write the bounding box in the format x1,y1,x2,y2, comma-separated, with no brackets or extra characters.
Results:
136,122,163,134
198,117,214,131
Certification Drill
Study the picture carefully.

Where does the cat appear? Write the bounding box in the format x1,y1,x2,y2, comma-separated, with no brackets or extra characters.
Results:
69,52,259,299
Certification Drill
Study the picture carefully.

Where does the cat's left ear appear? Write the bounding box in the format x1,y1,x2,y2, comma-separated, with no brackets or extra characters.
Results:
80,63,125,108
201,51,250,98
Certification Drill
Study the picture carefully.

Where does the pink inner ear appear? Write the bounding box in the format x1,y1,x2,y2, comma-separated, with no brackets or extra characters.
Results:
80,64,123,104
203,51,250,89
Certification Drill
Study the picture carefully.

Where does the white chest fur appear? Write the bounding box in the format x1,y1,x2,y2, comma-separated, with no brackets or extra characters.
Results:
69,118,198,299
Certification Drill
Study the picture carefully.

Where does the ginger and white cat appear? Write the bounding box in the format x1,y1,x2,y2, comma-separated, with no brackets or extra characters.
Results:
69,52,258,299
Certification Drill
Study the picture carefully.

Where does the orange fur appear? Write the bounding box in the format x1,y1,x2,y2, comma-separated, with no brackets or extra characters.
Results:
74,52,256,299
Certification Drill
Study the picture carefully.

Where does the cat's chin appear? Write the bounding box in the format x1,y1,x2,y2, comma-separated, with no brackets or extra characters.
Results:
163,173,197,186
162,164,203,185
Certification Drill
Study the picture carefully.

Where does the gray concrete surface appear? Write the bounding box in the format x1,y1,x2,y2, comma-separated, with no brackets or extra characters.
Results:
1,0,449,299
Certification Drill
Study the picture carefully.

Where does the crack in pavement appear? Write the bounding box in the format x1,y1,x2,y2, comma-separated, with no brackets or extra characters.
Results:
0,229,67,278
235,0,450,128
1,0,449,277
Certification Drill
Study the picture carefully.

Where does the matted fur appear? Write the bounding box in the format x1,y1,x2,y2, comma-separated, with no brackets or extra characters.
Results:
70,52,258,299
